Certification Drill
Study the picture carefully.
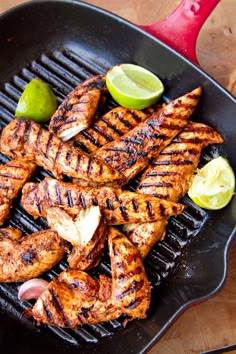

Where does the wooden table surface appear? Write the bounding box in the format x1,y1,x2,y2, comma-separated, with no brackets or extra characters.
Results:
0,1,236,353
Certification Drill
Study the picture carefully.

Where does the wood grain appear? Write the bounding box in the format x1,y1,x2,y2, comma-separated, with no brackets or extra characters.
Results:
0,1,236,353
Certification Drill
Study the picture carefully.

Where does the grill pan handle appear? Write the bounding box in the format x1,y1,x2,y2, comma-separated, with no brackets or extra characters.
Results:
140,0,220,64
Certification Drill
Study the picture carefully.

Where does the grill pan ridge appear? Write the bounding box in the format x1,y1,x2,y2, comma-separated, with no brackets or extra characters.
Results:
0,2,235,354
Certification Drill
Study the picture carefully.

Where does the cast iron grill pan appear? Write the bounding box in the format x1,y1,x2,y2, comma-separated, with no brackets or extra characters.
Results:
0,2,235,354
0,48,211,350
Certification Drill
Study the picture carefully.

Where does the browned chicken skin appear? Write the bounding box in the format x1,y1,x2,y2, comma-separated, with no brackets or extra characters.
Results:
21,177,184,225
125,122,224,258
49,75,107,141
0,228,67,282
31,227,151,328
93,88,202,181
0,159,36,225
0,117,125,186
47,206,108,270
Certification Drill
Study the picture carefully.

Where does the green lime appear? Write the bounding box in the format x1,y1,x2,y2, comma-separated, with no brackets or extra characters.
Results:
15,78,57,123
188,156,235,210
106,64,164,110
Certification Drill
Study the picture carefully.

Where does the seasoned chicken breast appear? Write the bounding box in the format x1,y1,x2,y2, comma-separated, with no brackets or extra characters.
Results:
0,227,22,241
0,229,67,282
93,88,202,181
72,106,148,153
137,122,224,199
47,206,108,270
21,177,184,225
126,122,224,258
30,227,151,327
0,159,36,225
0,118,124,186
49,75,107,141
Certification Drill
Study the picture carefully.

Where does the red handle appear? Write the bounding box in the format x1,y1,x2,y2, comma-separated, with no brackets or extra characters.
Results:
140,0,220,64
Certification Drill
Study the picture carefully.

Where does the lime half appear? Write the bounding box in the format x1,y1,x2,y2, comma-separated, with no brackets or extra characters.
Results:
106,64,164,110
188,156,235,210
15,78,57,123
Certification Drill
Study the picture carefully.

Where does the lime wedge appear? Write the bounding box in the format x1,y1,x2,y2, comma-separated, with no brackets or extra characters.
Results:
15,78,57,123
106,64,164,110
188,156,235,210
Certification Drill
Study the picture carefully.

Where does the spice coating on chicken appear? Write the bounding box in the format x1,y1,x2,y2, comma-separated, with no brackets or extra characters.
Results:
0,227,22,241
0,229,67,282
21,177,184,225
93,88,202,180
0,118,124,185
126,122,224,258
49,75,107,141
47,206,108,270
72,106,148,154
137,122,224,199
0,159,36,225
31,228,151,327
108,227,151,319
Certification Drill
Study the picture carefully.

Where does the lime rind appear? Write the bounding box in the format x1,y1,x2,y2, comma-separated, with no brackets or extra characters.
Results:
106,64,164,110
15,78,57,123
188,156,235,210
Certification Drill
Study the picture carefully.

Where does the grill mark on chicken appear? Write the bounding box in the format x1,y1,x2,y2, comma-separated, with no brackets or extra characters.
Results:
49,288,71,327
132,199,139,212
65,190,74,208
93,88,202,180
45,133,53,158
43,304,54,322
23,120,33,145
152,159,193,166
119,206,129,222
55,183,62,205
92,124,114,142
117,266,143,281
106,198,114,210
35,127,44,153
139,182,173,189
0,118,124,185
79,193,87,209
100,117,124,136
146,201,155,219
124,297,142,310
43,179,53,207
79,130,103,148
116,280,144,300
71,107,148,154
146,171,178,177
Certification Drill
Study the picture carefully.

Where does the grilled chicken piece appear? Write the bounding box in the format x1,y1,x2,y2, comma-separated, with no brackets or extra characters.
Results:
108,227,151,320
72,106,148,154
0,159,36,225
0,118,124,186
93,88,202,181
21,177,184,225
49,75,107,141
0,227,22,241
47,206,107,270
0,229,67,282
31,227,151,327
126,122,224,258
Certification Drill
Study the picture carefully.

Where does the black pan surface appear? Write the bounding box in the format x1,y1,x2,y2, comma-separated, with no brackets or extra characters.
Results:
0,1,235,353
